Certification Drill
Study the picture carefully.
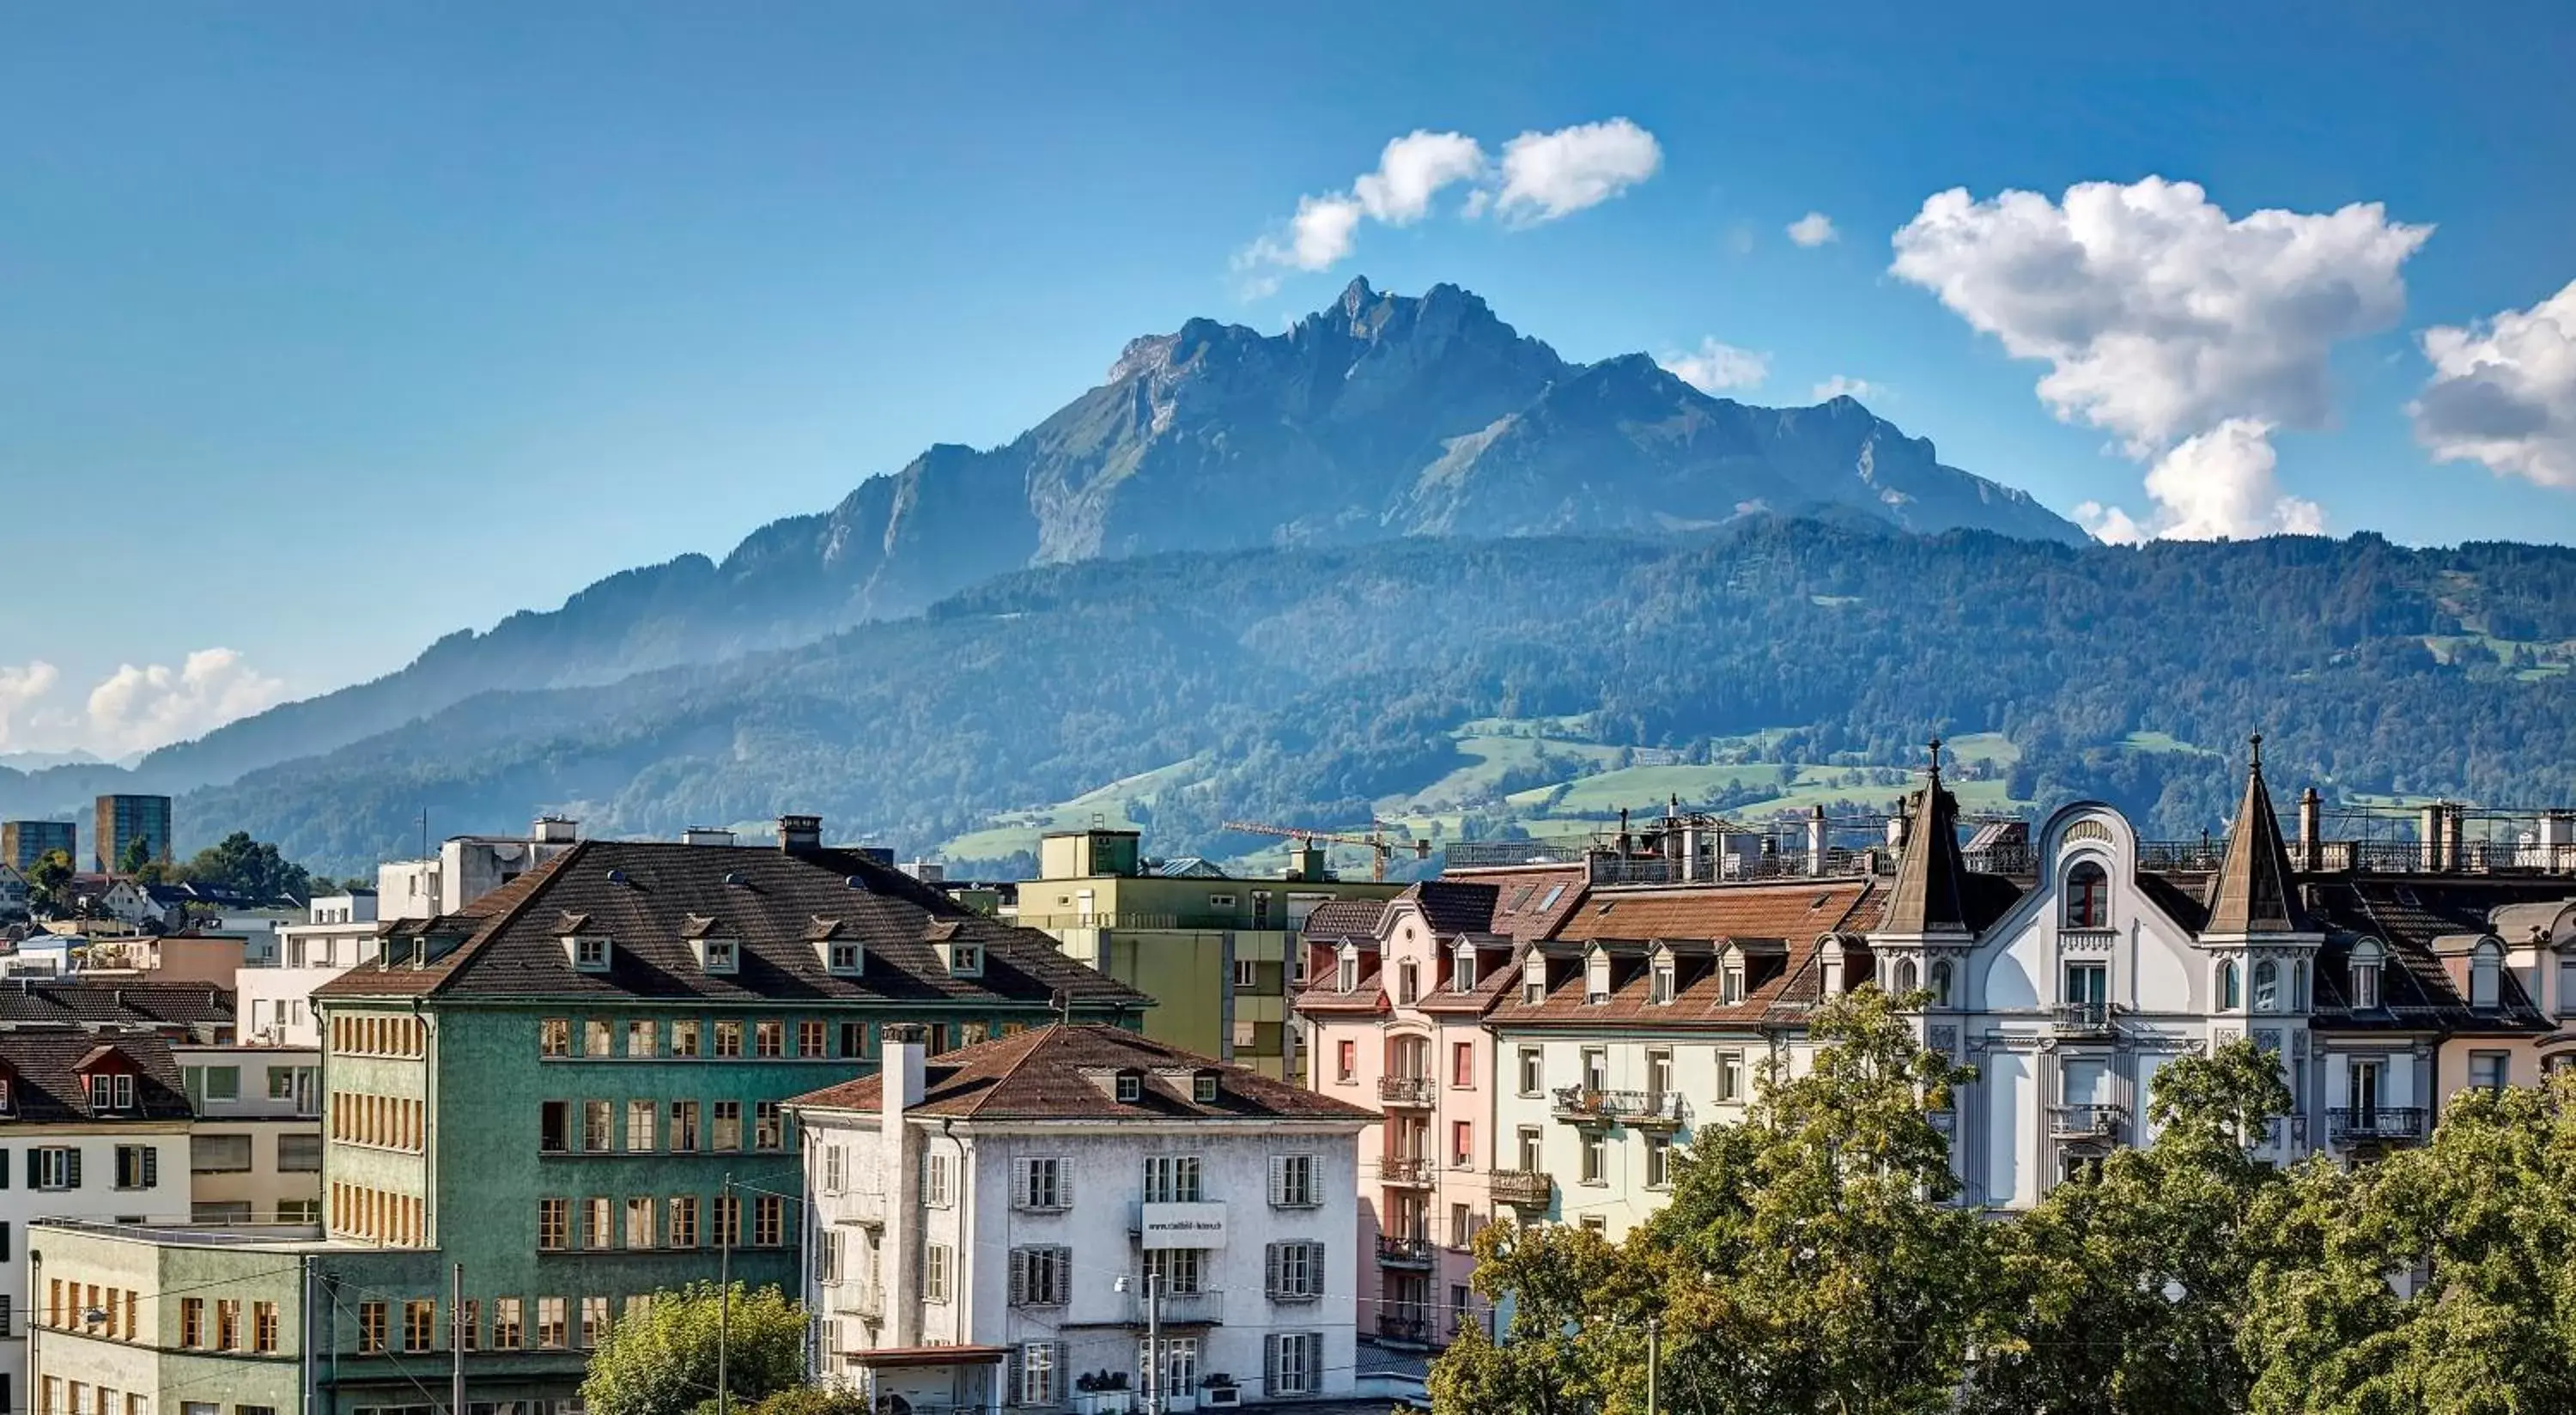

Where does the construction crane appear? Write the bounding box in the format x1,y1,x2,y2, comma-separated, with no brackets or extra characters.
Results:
1220,818,1431,883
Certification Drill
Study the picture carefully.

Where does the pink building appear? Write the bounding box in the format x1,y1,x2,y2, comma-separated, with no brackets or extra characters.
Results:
1294,867,1583,1349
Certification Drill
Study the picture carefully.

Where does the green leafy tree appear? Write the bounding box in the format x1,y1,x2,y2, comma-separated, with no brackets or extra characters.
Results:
23,848,73,915
2239,1072,2576,1413
174,830,318,901
1429,1223,1660,1415
1964,1038,2295,1415
580,1283,806,1415
726,1388,870,1415
116,835,155,879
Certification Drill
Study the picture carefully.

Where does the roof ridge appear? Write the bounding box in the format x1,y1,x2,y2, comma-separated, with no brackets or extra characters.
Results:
954,1023,1085,1118
432,840,592,993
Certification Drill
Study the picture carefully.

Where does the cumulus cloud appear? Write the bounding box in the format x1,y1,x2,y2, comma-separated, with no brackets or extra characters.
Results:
1892,176,2427,540
1812,375,1878,402
0,648,287,758
1493,118,1662,226
2412,277,2576,489
1660,337,1770,394
1786,212,1838,247
1236,119,1660,287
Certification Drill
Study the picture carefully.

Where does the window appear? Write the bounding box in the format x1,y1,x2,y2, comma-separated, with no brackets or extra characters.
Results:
1516,1127,1543,1171
112,1145,157,1190
1334,1040,1356,1084
583,1101,613,1151
1018,1157,1068,1210
536,1297,566,1350
1580,1133,1606,1184
254,1303,279,1354
1451,1120,1473,1168
667,1195,699,1248
1010,1246,1071,1306
1397,961,1419,1005
357,1301,387,1353
822,1145,848,1194
1516,1047,1542,1096
1116,1072,1142,1103
671,1021,701,1057
625,1100,656,1151
2064,961,2108,1008
206,1066,240,1102
2220,959,2242,1010
2252,960,2280,1012
1930,960,1954,1008
754,1193,784,1247
583,1021,612,1057
403,1300,434,1352
1144,1154,1203,1203
671,1101,701,1151
923,1244,953,1303
1449,1203,1475,1248
2470,1050,2510,1093
1523,970,1546,1006
1145,1247,1205,1294
755,1102,784,1151
712,1102,743,1151
1645,1134,1672,1188
583,1197,613,1249
279,1133,322,1171
839,1021,872,1059
1233,959,1260,991
1581,1048,1607,1092
191,1135,252,1174
1645,1048,1673,1099
2471,942,2502,1011
538,1198,569,1251
1018,1343,1061,1406
714,1022,744,1058
182,1298,207,1348
1893,957,1920,995
829,940,863,974
1269,1153,1316,1207
623,1019,655,1056
1451,1042,1473,1088
2064,861,2110,928
626,1197,657,1248
948,944,982,977
798,1020,826,1056
90,1073,137,1112
492,1298,523,1351
574,936,610,971
541,1019,570,1057
1336,953,1358,994
578,1297,607,1349
1267,1332,1320,1397
923,1151,954,1206
1453,948,1477,993
1649,962,1674,1005
1722,963,1746,1005
701,939,739,974
1583,956,1609,1005
1193,1073,1218,1104
1266,1241,1322,1299
754,1020,784,1058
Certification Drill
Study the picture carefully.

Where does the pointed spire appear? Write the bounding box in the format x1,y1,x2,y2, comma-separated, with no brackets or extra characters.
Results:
1883,738,1971,935
2205,733,2310,934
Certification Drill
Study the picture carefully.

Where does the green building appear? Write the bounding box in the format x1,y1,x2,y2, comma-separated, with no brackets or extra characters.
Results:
1011,829,1402,1082
29,818,1149,1415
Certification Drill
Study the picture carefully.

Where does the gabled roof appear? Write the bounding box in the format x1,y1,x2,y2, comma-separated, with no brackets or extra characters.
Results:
1299,897,1388,942
0,981,234,1029
1492,878,1889,1029
0,1027,191,1122
2300,877,2561,1034
1881,747,1972,936
2204,738,2311,935
787,1023,1376,1124
1412,880,1502,938
315,839,1150,1011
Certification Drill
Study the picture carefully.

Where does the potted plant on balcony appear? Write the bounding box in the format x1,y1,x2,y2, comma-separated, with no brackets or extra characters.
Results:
1200,1374,1241,1408
1072,1371,1133,1415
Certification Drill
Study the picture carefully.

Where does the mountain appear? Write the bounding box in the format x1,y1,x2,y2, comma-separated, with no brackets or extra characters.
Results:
171,523,2576,875
63,278,2082,807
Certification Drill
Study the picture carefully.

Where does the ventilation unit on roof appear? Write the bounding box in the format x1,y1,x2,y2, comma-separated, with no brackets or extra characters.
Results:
723,871,750,888
846,876,871,891
605,869,629,885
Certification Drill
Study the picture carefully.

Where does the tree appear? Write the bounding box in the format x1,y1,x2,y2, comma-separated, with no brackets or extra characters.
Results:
2239,1072,2576,1413
116,835,155,880
729,1388,870,1415
23,848,73,916
1429,1223,1659,1415
1963,1038,2296,1415
173,830,318,901
580,1283,807,1415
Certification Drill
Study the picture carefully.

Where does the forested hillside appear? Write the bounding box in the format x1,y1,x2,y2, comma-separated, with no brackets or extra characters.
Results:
174,521,2576,874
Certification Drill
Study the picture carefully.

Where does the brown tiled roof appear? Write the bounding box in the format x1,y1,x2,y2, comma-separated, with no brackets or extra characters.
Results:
316,840,1150,1011
0,1027,191,1123
2204,743,2310,934
1476,868,1589,941
1492,878,1886,1029
787,1023,1376,1123
1300,898,1388,942
0,981,233,1031
1555,878,1883,944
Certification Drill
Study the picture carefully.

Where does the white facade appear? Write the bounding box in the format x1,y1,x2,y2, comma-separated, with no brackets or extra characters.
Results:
173,1044,323,1224
244,904,380,1047
378,819,579,920
797,1040,1364,1412
0,1123,191,1400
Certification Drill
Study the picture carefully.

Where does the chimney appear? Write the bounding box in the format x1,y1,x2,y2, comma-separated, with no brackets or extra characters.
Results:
1680,819,1701,884
2298,788,2322,871
2421,803,2445,872
1808,805,1830,876
2445,803,2469,872
879,1022,930,1346
777,815,823,853
682,827,737,847
2538,811,2576,874
531,816,579,845
1887,809,1909,850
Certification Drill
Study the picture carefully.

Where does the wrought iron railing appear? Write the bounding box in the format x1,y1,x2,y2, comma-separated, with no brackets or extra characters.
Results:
1376,1235,1437,1266
1377,1312,1434,1345
1443,839,1594,868
2047,1104,2128,1139
1551,1086,1682,1127
1376,1157,1432,1185
2326,1106,2427,1142
1487,1169,1553,1207
1378,1075,1435,1105
2050,1001,2116,1035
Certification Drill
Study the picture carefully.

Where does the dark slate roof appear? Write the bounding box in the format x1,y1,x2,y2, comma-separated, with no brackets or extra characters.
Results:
2204,740,2310,934
0,1027,191,1123
1413,880,1502,938
1299,897,1389,943
787,1023,1377,1123
0,981,234,1029
2301,876,2561,1034
316,839,1151,1011
1881,761,1971,935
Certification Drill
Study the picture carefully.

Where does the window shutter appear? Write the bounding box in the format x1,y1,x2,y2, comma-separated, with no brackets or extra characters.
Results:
1012,1158,1030,1206
1264,1334,1281,1398
1268,1156,1285,1205
1264,1242,1282,1297
21,1151,33,1188
1008,1250,1027,1306
142,1149,158,1189
1005,1344,1023,1406
65,1150,80,1189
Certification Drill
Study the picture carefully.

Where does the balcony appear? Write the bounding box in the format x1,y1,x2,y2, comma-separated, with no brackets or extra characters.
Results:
1376,1312,1435,1348
2327,1107,2428,1145
1376,1157,1433,1187
1550,1087,1682,1129
1378,1075,1436,1108
2047,1104,2129,1142
1126,1288,1224,1327
838,1188,888,1228
833,1284,884,1321
2050,1002,2116,1036
1376,1235,1437,1268
1487,1169,1553,1210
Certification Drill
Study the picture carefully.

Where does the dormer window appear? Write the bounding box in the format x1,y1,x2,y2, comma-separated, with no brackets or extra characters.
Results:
1722,960,1747,1005
1115,1072,1142,1103
88,1072,134,1113
826,941,864,976
1336,950,1358,995
564,936,611,973
1649,958,1675,1005
1192,1072,1219,1104
946,942,983,979
1583,951,1611,1005
0,1078,12,1113
696,938,740,975
1452,945,1477,993
2064,861,2110,929
1522,969,1546,1006
2471,939,2501,1010
2349,939,2384,1009
1397,961,1419,1006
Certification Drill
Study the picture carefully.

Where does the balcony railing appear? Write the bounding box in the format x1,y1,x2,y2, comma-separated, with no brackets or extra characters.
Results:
2050,1002,2116,1036
834,1284,884,1321
2047,1103,2129,1141
1550,1087,1682,1128
1127,1289,1224,1326
2326,1107,2428,1144
1378,1076,1436,1106
1487,1169,1553,1209
1376,1157,1433,1187
1376,1235,1437,1267
1376,1313,1435,1346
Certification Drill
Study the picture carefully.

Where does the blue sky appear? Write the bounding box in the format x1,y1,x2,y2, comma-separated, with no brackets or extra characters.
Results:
5,1,2574,755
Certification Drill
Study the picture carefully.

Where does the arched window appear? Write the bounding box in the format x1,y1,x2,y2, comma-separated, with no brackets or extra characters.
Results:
2470,940,2502,1011
2252,960,2279,1011
2220,959,2241,1011
2292,960,2309,1011
2064,861,2111,929
2349,939,2384,1010
1929,960,1954,1008
1894,957,1920,996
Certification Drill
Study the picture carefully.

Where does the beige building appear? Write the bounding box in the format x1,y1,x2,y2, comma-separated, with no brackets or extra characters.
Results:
175,1046,323,1224
27,1223,312,1415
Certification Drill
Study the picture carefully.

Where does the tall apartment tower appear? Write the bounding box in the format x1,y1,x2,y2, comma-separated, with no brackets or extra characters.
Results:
94,793,173,872
3,818,76,871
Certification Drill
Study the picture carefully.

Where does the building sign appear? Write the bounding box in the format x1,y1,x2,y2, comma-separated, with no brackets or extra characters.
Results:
1139,1201,1227,1250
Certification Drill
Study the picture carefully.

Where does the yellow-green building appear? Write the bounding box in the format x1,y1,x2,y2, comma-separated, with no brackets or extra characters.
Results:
1011,829,1403,1081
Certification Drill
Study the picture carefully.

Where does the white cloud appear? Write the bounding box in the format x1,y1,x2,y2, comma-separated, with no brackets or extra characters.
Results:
1891,175,2427,539
1660,338,1770,394
1494,118,1663,226
2413,277,2576,489
1812,375,1878,402
2076,419,2325,544
0,648,287,758
1236,119,1661,288
1787,211,1838,247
